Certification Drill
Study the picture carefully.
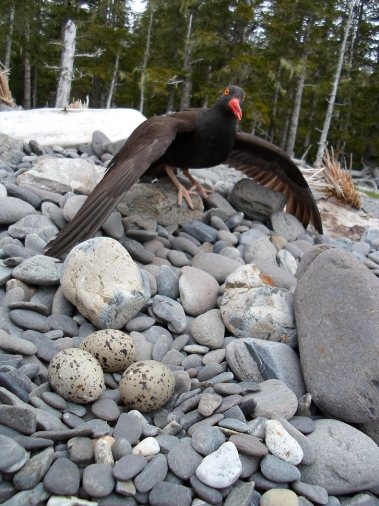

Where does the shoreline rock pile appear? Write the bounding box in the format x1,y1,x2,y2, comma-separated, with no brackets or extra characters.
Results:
0,130,379,505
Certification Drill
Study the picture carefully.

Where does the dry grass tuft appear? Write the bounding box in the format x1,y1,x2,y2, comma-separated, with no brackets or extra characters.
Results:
0,64,15,107
321,147,361,209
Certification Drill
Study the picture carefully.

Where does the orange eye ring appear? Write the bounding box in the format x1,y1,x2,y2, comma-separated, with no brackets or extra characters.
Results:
224,88,230,96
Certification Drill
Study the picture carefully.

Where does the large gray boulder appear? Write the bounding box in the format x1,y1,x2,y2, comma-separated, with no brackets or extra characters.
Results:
299,419,379,494
294,246,379,423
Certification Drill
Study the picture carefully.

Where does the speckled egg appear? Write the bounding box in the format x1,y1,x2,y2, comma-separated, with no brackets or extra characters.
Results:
119,360,175,412
48,348,105,404
80,329,136,373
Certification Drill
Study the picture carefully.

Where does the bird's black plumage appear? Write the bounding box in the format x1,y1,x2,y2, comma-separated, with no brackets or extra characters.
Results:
45,85,322,259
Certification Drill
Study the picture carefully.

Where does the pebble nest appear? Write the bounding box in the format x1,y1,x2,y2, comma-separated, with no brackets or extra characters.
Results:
0,131,378,505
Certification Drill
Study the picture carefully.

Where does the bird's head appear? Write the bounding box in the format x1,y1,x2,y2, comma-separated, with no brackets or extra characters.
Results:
219,85,245,121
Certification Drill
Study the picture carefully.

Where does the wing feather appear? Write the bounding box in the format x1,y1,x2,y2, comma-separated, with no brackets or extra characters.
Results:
45,114,196,258
226,132,323,233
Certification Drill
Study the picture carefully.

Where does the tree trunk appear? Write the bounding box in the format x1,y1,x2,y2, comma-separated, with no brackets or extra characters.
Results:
286,70,306,158
55,19,77,108
4,1,15,69
23,22,31,109
315,0,355,167
106,51,120,109
139,4,154,114
180,12,193,110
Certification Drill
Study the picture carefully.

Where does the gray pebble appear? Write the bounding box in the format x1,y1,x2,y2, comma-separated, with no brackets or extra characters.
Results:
191,425,225,456
152,294,187,333
218,418,248,432
292,480,329,505
112,438,132,460
82,463,115,498
1,482,50,506
260,454,301,483
113,454,148,480
251,471,288,492
197,363,225,382
10,309,51,332
190,474,223,504
229,433,268,457
91,398,121,422
149,481,192,506
167,439,203,480
43,457,80,495
12,255,62,285
67,436,94,466
13,447,54,490
125,315,155,332
0,434,29,473
224,481,255,506
113,413,143,444
134,453,168,493
181,220,218,243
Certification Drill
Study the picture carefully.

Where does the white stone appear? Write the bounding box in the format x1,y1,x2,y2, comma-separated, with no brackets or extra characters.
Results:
61,237,150,329
265,420,303,465
277,249,298,276
17,156,105,195
195,441,242,488
132,437,160,456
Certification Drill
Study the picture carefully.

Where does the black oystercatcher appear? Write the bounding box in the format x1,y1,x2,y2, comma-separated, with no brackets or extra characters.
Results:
45,85,322,258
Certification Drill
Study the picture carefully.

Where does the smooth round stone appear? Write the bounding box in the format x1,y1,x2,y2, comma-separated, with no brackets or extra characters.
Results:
167,439,203,480
224,481,256,505
121,237,155,264
0,434,29,473
170,235,200,256
199,365,227,384
152,294,187,333
265,420,303,465
288,416,315,434
260,488,299,506
134,453,168,493
0,405,37,435
179,266,219,316
67,436,94,466
181,220,218,243
43,458,80,495
41,391,67,411
12,255,62,285
47,314,78,337
292,480,328,505
203,349,226,365
250,379,298,420
191,309,225,349
195,441,242,488
132,437,160,456
167,249,191,267
229,434,268,457
82,463,115,498
125,314,155,332
218,418,248,432
0,196,37,225
260,454,301,483
299,419,379,494
94,437,114,465
213,382,242,395
111,438,132,460
102,211,124,239
198,392,223,416
295,246,379,423
192,252,242,283
0,330,37,355
13,447,54,491
149,481,192,506
113,454,148,480
190,474,224,504
113,413,143,444
91,398,120,422
10,309,51,332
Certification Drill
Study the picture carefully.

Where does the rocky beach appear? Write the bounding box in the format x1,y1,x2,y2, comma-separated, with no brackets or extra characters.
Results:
0,117,379,506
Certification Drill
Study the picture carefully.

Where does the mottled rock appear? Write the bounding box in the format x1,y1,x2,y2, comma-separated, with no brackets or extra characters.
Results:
61,237,150,329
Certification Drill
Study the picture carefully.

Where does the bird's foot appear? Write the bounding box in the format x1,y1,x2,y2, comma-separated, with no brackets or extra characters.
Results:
182,169,213,200
177,185,195,210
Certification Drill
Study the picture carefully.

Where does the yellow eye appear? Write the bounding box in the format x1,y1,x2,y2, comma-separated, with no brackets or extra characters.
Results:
224,88,230,96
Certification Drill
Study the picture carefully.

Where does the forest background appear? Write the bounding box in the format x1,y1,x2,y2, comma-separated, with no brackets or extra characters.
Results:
0,0,378,167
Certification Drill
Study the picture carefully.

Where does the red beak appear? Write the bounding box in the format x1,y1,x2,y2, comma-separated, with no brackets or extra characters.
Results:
228,98,243,121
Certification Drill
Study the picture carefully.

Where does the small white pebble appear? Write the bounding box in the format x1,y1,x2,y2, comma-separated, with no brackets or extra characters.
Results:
265,419,303,465
132,436,160,456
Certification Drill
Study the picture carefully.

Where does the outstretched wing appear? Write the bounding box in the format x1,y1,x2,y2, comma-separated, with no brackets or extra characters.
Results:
226,132,323,233
45,113,197,258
